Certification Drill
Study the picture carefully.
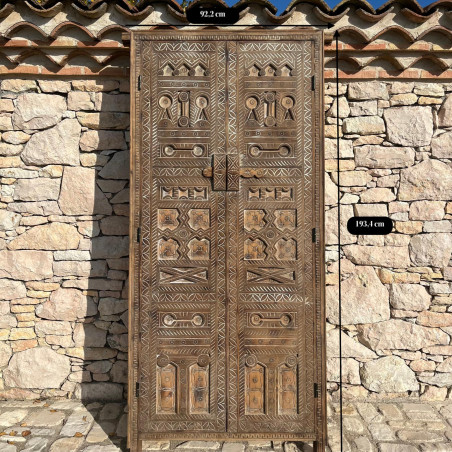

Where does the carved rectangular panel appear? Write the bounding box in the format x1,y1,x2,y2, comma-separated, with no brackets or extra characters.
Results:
130,30,325,447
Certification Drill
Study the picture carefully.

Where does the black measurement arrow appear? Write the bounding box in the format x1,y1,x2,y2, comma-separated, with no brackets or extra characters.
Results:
126,23,334,27
334,28,344,452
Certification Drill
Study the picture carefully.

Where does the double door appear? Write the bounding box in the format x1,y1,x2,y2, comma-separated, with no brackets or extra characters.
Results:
128,30,325,451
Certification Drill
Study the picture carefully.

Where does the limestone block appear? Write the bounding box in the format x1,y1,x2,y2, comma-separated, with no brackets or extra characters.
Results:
331,170,371,186
4,347,70,389
360,188,395,203
343,245,410,268
21,119,80,166
326,266,390,325
326,96,350,118
361,356,418,392
343,116,385,135
325,174,338,206
73,323,107,347
349,100,378,116
8,201,61,216
390,284,431,311
357,319,449,351
417,311,452,327
76,112,129,130
354,204,388,217
111,360,128,383
35,320,72,337
0,342,12,367
94,93,130,112
72,80,120,92
0,279,26,300
38,80,71,93
390,93,417,106
409,201,445,220
409,233,452,267
91,236,129,259
0,250,53,280
327,329,377,359
36,288,97,321
1,80,37,93
0,116,13,131
0,142,23,156
2,131,30,145
100,216,129,236
98,151,129,179
67,92,94,111
53,260,107,278
59,166,112,215
75,382,123,401
0,210,21,231
348,81,389,100
327,358,360,385
8,222,80,251
13,178,60,202
12,93,66,130
399,159,452,201
98,298,128,316
324,138,354,159
438,94,452,127
355,145,414,169
384,107,433,146
325,205,356,245
80,130,126,152
431,131,452,159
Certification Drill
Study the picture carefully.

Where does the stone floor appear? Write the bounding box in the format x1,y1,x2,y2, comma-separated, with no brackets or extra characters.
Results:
0,399,450,451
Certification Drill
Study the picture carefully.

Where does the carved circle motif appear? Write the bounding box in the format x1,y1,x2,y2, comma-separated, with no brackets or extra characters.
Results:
163,314,176,326
178,116,189,127
250,314,262,326
264,116,276,127
249,146,261,157
280,314,292,326
157,354,170,368
264,92,276,102
178,92,189,102
278,145,291,156
192,313,204,326
159,96,172,109
196,96,208,109
245,355,257,367
163,146,175,156
285,355,297,368
281,96,294,109
245,97,258,110
197,354,209,367
192,145,204,157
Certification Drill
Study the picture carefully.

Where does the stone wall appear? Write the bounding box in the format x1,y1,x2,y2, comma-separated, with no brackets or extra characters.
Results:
0,78,451,402
325,81,452,401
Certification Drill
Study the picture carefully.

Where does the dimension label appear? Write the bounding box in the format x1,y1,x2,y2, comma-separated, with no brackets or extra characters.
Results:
186,6,239,24
347,216,393,235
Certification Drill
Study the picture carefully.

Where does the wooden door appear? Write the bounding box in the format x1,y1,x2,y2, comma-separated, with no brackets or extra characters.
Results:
129,30,325,451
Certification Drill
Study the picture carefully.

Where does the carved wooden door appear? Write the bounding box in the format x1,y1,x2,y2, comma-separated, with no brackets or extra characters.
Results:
129,30,325,451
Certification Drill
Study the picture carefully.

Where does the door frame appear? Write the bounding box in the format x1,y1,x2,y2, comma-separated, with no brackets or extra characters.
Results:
128,29,326,451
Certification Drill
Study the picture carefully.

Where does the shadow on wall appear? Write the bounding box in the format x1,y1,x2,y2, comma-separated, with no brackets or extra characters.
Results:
0,78,131,449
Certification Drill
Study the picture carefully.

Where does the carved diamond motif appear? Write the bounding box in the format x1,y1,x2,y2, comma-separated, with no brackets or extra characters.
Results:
244,210,266,232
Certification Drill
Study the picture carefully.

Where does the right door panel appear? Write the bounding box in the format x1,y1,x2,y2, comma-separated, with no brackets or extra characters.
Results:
229,38,319,436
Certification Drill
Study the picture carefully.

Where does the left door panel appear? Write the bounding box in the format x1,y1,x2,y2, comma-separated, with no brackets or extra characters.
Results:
130,36,228,437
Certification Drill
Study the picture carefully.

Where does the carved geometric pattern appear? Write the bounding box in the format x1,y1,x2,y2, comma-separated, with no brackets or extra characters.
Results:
188,209,210,231
160,267,208,284
158,238,179,260
246,267,295,284
275,238,297,261
188,238,210,261
245,364,265,415
244,238,266,260
244,210,266,232
274,210,296,231
248,187,293,202
157,209,179,231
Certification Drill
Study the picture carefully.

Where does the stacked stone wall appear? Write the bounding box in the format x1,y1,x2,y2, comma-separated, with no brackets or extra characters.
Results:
0,78,451,401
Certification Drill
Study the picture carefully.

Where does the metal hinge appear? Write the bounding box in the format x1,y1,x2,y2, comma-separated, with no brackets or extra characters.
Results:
312,227,317,243
311,75,315,91
135,382,140,397
137,227,141,243
138,75,142,91
314,383,320,398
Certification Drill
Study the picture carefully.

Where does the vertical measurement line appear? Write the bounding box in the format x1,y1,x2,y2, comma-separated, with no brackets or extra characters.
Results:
334,30,344,452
